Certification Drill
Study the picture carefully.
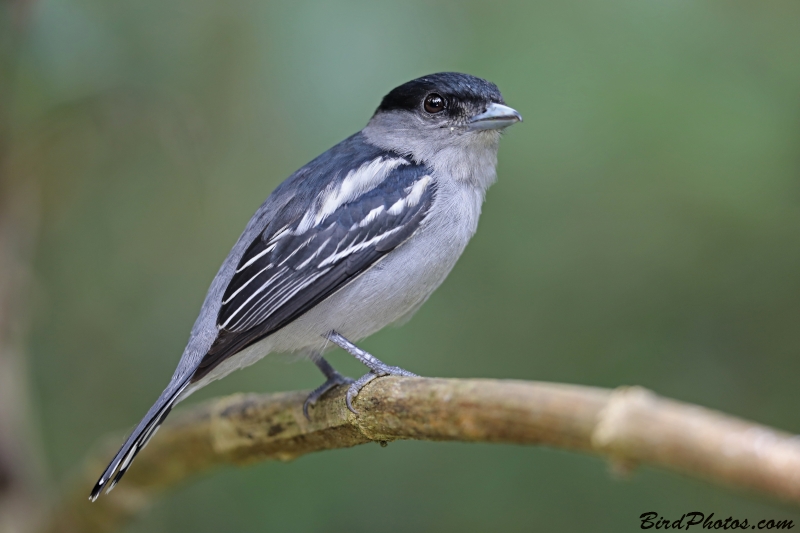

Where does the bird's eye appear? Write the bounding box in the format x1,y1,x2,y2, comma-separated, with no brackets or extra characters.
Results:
423,93,445,114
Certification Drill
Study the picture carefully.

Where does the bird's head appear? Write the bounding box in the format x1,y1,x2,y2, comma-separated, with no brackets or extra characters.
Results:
363,72,521,176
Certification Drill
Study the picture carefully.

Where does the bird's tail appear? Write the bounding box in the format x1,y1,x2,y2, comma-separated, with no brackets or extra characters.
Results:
89,376,191,501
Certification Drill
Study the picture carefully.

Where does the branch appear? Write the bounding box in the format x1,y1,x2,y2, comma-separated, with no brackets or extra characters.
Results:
46,377,800,533
0,92,44,533
0,192,41,533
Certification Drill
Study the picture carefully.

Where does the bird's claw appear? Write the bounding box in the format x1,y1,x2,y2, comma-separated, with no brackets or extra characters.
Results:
303,372,354,420
345,365,418,414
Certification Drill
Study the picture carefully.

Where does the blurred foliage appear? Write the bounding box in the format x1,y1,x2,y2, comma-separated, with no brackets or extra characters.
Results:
2,0,800,531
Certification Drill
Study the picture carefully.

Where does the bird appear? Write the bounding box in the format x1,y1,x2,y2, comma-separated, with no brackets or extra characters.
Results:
89,72,521,501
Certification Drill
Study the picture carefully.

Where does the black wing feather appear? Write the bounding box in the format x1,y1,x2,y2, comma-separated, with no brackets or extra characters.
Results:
192,161,435,381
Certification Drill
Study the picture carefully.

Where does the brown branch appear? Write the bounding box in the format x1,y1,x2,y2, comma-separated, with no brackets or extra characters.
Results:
45,377,800,533
0,88,44,533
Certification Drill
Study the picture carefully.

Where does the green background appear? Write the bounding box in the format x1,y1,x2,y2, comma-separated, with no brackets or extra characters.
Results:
3,0,800,530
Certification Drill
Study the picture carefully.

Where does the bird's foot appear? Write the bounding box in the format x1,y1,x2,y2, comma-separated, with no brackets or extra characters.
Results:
322,331,419,414
346,363,418,414
304,358,354,420
303,372,354,420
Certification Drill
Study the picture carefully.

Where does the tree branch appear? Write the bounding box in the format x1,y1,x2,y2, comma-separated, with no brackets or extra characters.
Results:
46,377,800,533
0,179,42,533
0,23,44,527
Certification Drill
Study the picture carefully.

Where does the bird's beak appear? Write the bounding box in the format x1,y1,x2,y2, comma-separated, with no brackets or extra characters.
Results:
468,103,523,131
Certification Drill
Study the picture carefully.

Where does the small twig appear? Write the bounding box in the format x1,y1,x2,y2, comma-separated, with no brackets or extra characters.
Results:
44,377,800,533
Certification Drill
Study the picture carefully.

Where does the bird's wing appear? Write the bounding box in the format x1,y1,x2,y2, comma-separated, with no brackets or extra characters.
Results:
192,155,436,380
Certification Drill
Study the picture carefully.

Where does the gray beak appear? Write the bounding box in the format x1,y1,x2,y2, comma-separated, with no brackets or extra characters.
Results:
468,103,523,131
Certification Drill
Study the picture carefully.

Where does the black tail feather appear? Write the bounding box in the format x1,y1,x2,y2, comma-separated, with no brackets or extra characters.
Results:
89,377,190,501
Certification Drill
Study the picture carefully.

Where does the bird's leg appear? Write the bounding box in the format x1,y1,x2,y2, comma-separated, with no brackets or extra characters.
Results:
324,331,418,414
303,353,354,420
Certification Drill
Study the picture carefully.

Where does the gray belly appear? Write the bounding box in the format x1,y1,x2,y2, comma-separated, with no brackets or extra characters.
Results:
193,181,483,387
